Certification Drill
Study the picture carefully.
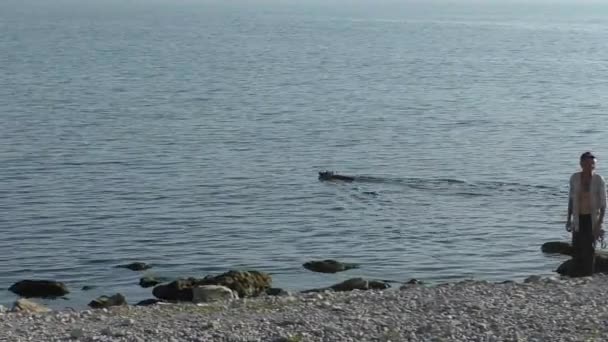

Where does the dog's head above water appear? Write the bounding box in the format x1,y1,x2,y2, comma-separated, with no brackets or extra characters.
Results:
318,171,335,180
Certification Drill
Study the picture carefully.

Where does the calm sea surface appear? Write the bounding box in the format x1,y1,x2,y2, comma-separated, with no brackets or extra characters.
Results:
2,0,608,308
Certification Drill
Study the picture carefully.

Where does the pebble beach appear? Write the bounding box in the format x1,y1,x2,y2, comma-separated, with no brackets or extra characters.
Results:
2,275,608,342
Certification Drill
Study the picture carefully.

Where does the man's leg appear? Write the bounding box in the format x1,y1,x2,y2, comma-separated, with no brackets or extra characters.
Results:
580,215,595,276
571,225,584,277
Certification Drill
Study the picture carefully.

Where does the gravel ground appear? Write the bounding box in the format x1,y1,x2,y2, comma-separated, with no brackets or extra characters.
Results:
2,275,608,342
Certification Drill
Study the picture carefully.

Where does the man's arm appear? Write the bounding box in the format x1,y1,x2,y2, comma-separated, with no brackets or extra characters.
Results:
599,176,607,225
568,197,573,222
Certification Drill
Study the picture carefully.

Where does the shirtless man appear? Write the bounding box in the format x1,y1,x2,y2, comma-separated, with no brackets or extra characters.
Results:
566,152,607,277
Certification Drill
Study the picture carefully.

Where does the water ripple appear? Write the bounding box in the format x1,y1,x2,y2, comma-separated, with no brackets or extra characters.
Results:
1,0,607,309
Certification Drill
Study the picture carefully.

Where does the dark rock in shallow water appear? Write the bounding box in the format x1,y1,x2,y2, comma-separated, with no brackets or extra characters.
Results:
152,270,272,301
81,285,96,291
88,293,127,309
139,276,167,288
9,280,69,298
302,260,359,274
541,241,573,256
116,262,151,271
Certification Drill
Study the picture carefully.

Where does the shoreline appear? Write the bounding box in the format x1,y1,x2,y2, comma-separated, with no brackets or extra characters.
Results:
0,269,561,311
2,274,606,341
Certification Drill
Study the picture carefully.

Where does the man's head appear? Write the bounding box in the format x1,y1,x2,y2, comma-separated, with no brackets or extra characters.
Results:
580,151,597,172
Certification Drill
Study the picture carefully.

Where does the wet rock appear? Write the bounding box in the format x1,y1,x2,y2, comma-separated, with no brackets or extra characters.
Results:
152,278,197,301
331,278,390,292
302,260,360,273
88,293,127,309
135,299,163,306
116,262,151,271
81,285,96,291
199,270,272,298
9,280,69,298
11,298,51,313
541,241,573,256
400,278,424,290
266,288,290,296
556,259,574,276
368,280,391,290
139,276,165,288
192,285,237,303
153,270,271,301
524,275,543,283
70,328,85,339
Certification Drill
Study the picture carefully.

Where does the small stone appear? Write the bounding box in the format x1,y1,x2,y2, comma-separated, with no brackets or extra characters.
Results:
192,285,237,303
266,288,290,296
89,293,127,309
144,328,159,335
545,276,561,284
136,299,161,306
120,318,135,326
524,275,542,284
203,321,220,329
70,328,84,339
11,299,51,313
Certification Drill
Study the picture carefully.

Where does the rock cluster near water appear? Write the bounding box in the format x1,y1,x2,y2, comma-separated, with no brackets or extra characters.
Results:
9,250,603,340
151,270,273,302
3,275,608,341
5,258,382,315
